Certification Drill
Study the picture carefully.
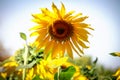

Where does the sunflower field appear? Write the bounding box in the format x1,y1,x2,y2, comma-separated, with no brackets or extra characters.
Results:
0,2,120,80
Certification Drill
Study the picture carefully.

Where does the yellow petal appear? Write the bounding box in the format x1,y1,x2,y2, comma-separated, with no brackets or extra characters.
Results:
58,42,65,57
32,19,40,23
30,32,39,37
77,38,89,48
75,29,89,42
50,57,68,68
117,76,120,80
52,43,58,59
77,28,91,35
41,8,48,14
29,68,34,78
71,37,84,54
37,35,50,49
72,16,88,23
52,42,65,59
44,40,55,56
64,10,75,19
77,34,89,42
72,13,82,19
33,13,50,22
113,68,120,76
60,2,66,17
40,8,54,18
73,23,91,30
74,75,88,80
69,41,83,57
67,13,82,22
31,29,47,44
52,2,61,18
32,14,44,19
30,28,47,37
1,73,7,79
32,18,50,26
52,3,58,13
114,52,120,57
29,25,44,31
65,41,73,59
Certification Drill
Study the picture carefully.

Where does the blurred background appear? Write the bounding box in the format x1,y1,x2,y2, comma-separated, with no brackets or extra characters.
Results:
0,0,120,69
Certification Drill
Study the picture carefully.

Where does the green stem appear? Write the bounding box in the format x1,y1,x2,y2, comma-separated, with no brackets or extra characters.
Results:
22,42,28,80
58,67,60,80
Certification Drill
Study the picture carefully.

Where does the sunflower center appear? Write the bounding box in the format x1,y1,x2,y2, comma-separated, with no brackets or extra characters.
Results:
57,28,65,35
49,20,73,41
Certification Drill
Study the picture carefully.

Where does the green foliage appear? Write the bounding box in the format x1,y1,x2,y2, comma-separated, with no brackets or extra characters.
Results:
15,61,36,70
96,66,117,80
20,32,27,41
79,57,116,80
68,56,92,66
0,76,4,80
0,50,118,80
5,73,21,80
15,46,44,70
80,65,98,80
54,66,76,80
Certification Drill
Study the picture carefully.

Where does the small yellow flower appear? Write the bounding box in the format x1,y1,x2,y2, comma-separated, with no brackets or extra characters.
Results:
0,61,18,79
72,65,88,80
30,2,93,59
26,56,68,79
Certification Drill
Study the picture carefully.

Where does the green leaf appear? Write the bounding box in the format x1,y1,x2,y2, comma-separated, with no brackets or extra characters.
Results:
54,66,76,80
32,75,43,80
93,57,98,64
16,61,36,70
0,76,4,80
20,32,27,40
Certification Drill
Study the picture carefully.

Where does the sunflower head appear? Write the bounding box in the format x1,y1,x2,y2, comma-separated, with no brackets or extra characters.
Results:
30,2,93,59
49,20,73,41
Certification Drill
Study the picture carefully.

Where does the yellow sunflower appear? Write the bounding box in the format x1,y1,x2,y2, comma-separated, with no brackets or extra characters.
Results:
0,61,19,79
30,2,93,59
26,56,68,80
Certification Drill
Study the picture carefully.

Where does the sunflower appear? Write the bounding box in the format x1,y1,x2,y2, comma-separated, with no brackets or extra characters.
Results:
30,2,93,59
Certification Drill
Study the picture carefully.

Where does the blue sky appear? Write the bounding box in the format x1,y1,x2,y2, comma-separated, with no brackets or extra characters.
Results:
0,0,120,69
